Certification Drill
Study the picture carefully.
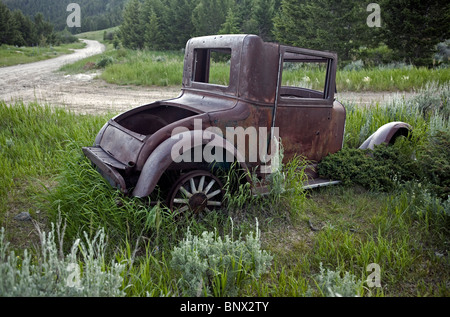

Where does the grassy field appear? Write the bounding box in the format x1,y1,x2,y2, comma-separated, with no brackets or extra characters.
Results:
0,82,448,297
0,41,86,67
59,40,449,92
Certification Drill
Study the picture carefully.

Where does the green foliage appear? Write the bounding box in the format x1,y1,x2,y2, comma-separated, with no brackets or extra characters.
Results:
219,8,241,35
355,45,395,68
45,152,164,244
417,131,450,200
99,49,184,86
170,222,273,296
273,0,371,62
318,128,450,201
273,0,449,66
0,2,58,46
117,0,278,50
192,0,232,37
309,263,363,297
3,0,125,33
325,83,450,201
0,223,125,297
95,54,115,68
317,144,418,192
120,0,143,49
380,0,450,66
434,40,450,67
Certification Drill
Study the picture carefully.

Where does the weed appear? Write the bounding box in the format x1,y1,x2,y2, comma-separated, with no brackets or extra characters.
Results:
308,263,363,297
170,220,272,297
0,219,125,296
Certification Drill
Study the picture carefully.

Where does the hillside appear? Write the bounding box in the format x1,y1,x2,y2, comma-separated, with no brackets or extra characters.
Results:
2,0,125,32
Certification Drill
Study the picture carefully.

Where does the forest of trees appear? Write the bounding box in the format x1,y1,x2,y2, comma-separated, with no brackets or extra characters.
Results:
2,0,125,33
119,0,449,66
1,0,448,66
0,1,79,46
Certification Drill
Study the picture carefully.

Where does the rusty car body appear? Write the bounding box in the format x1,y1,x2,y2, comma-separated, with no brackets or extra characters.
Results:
82,34,411,213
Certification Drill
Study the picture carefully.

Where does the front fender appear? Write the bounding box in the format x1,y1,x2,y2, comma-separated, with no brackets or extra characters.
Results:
132,129,249,198
359,121,412,150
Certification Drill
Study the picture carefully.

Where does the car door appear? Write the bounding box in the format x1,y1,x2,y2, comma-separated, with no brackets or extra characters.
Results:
273,46,342,165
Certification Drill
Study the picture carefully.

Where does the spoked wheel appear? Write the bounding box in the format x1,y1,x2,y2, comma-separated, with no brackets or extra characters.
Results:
168,170,224,215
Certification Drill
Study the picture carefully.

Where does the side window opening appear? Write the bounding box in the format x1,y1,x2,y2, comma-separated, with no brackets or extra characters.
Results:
280,51,332,99
192,48,231,86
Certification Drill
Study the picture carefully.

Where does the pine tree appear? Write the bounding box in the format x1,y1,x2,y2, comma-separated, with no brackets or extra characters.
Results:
120,0,144,49
380,0,450,66
192,0,232,36
34,12,55,45
0,1,13,44
11,10,36,46
251,0,275,41
219,8,241,34
167,0,198,49
273,0,369,61
145,8,162,50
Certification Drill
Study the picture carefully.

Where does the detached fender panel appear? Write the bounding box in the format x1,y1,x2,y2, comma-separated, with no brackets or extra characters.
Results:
359,121,412,150
132,130,249,198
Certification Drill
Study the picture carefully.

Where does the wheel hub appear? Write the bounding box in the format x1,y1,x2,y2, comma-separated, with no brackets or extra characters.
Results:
188,193,208,213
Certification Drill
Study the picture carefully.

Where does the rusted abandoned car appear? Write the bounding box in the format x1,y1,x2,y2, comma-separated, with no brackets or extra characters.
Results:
83,34,411,213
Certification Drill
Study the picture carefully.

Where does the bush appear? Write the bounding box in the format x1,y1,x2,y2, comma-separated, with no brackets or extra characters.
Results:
434,40,450,67
96,55,114,68
318,129,449,200
170,221,273,297
417,130,450,200
356,44,395,68
317,142,418,192
0,221,125,297
54,30,79,45
309,263,363,297
343,60,364,71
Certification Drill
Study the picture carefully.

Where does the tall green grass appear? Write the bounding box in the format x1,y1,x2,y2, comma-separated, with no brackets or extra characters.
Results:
341,82,449,148
336,67,449,92
0,102,110,221
101,50,184,86
60,47,449,91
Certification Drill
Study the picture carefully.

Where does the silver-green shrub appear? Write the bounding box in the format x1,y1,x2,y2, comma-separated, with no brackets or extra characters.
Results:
310,263,363,297
0,221,125,297
170,220,273,297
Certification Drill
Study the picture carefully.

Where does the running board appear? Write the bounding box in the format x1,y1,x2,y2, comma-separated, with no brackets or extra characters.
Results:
252,178,341,196
302,178,341,190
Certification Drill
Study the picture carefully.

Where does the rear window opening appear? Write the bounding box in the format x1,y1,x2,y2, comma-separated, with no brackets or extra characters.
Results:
280,51,332,99
192,48,231,86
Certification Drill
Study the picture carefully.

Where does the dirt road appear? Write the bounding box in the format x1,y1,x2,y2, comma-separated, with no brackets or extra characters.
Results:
0,39,415,114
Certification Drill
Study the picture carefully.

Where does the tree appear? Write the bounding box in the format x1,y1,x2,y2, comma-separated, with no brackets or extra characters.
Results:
380,0,450,66
11,10,36,46
120,0,144,49
251,0,275,41
219,8,241,34
192,0,232,36
145,8,163,49
0,1,14,44
273,0,370,61
167,0,198,49
34,12,55,45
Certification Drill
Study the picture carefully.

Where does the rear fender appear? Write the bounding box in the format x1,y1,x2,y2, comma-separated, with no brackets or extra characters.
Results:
132,129,249,198
359,121,412,150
